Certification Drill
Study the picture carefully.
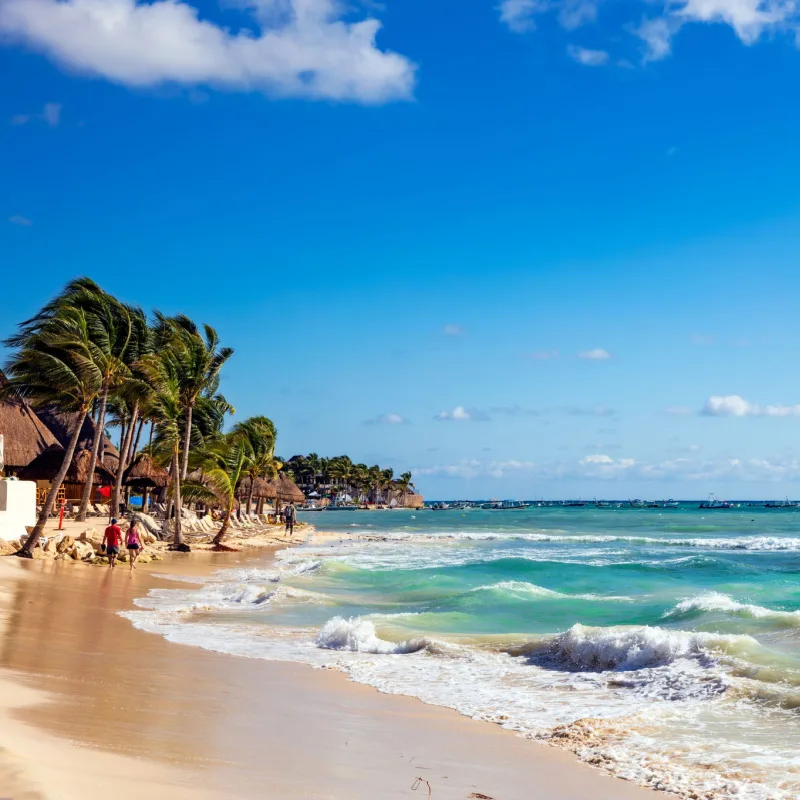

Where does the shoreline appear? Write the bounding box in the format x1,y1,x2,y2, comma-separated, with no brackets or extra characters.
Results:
0,536,660,800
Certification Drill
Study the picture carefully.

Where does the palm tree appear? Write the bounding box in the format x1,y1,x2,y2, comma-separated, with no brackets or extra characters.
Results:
2,306,104,555
139,348,189,550
7,279,136,522
396,471,413,506
232,416,277,515
183,434,253,548
381,467,394,505
153,313,233,481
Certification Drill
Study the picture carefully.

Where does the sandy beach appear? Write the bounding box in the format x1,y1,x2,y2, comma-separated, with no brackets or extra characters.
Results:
0,542,662,800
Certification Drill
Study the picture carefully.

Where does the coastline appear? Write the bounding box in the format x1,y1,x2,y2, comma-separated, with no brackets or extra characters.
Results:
0,538,661,800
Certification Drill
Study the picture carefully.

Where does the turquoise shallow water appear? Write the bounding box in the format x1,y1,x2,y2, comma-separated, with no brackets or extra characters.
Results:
125,506,800,800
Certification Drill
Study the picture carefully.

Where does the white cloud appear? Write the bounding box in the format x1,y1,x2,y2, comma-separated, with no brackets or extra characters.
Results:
8,215,33,226
498,0,545,32
567,44,609,65
363,412,409,425
11,101,62,126
434,406,489,422
702,395,800,417
635,15,680,61
443,324,465,336
578,348,612,360
0,0,415,104
559,0,598,29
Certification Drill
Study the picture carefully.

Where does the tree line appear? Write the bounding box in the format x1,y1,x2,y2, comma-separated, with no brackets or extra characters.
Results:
1,278,279,555
284,454,414,505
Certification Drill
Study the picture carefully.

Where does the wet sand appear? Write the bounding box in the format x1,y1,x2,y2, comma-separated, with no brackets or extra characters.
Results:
0,551,660,800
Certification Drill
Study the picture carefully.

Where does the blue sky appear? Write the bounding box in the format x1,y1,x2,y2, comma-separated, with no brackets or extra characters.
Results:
3,0,800,499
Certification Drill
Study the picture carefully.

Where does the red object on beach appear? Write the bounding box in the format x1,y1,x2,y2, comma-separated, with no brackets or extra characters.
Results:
58,500,65,531
98,486,112,499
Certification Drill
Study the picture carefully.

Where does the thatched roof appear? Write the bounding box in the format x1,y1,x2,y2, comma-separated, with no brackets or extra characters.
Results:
18,445,116,485
35,406,120,472
0,375,61,471
270,473,305,503
237,476,277,500
123,454,169,490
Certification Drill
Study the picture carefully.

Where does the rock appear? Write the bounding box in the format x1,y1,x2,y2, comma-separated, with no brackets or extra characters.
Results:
78,529,99,543
0,539,17,556
141,530,158,545
150,553,163,561
56,535,75,554
43,537,58,553
117,552,128,562
71,541,94,561
92,556,109,565
137,553,152,564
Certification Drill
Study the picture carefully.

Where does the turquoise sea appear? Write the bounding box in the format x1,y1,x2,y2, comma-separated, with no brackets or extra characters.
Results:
125,505,800,799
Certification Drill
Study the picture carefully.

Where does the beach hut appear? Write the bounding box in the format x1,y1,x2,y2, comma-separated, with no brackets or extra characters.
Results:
269,474,305,506
0,376,61,476
18,446,116,508
35,406,121,475
123,454,169,513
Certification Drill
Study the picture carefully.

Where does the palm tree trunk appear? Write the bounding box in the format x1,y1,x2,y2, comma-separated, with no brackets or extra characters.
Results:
171,448,189,551
247,480,255,516
18,406,89,557
212,506,232,546
181,404,193,481
112,403,138,517
131,417,145,463
77,389,108,522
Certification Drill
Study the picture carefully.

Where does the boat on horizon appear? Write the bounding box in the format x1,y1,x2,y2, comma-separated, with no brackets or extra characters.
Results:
482,500,530,510
699,493,732,509
764,497,800,508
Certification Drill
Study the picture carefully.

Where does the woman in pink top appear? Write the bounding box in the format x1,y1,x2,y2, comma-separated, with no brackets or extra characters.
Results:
126,521,143,571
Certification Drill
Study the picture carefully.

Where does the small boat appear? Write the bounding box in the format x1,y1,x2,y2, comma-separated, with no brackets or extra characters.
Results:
699,494,732,510
563,501,585,507
593,499,611,508
628,498,647,508
661,499,679,508
430,502,454,510
764,497,800,508
486,500,530,510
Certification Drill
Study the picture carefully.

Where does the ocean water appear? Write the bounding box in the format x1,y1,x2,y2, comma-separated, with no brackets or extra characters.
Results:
123,506,800,799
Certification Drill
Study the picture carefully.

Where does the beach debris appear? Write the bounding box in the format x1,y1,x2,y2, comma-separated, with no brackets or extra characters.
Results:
411,777,431,796
467,794,495,799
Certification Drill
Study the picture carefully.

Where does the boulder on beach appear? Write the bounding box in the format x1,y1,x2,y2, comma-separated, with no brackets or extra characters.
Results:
71,541,95,561
56,535,75,554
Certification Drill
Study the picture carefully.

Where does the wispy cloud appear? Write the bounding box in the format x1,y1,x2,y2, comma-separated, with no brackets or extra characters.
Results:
443,324,465,336
498,0,544,32
702,395,800,417
11,102,61,127
0,0,415,104
434,406,489,422
363,413,410,425
577,348,612,360
8,214,32,226
567,44,609,65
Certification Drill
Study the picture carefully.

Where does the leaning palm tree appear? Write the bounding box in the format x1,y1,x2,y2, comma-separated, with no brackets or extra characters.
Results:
6,278,135,522
232,416,277,516
381,467,394,505
139,348,189,550
183,434,253,548
153,313,233,481
2,306,104,555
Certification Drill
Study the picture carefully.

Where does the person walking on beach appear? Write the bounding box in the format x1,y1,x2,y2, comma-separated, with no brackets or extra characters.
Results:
126,521,143,571
284,503,296,537
103,518,123,568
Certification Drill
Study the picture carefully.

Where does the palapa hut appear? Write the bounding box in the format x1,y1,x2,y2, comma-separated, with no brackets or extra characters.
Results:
123,453,169,514
237,475,277,515
34,406,121,475
18,446,116,507
0,374,61,476
269,473,305,506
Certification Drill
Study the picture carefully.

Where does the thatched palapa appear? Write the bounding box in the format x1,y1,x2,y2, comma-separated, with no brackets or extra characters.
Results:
0,373,61,473
236,476,277,500
270,473,305,503
34,406,121,473
123,454,169,490
18,446,116,485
